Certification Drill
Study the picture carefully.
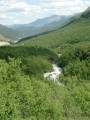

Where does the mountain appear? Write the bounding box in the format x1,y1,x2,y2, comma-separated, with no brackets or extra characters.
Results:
10,15,72,39
18,7,90,48
3,7,89,43
13,15,70,28
0,24,19,42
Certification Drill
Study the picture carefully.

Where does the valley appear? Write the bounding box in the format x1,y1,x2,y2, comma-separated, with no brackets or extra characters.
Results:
0,7,90,120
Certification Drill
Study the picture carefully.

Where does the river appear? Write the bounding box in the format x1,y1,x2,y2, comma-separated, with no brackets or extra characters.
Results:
44,64,63,85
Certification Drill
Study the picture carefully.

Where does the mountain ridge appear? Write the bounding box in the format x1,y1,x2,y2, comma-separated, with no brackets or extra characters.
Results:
0,7,89,43
18,7,90,48
9,15,72,40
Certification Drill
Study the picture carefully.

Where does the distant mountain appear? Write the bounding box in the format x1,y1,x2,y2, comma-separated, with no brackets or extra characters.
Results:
10,15,72,39
1,7,89,43
11,15,71,28
0,24,19,42
18,7,90,47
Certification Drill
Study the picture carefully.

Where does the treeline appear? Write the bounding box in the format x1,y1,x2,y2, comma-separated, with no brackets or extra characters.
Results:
0,46,58,62
59,42,90,80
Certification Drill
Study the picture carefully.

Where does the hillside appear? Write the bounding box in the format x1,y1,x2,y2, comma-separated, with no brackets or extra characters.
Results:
10,15,72,39
18,16,90,50
0,39,90,120
0,24,19,41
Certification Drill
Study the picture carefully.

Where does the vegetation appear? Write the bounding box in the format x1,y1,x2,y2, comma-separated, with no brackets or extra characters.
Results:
0,9,90,120
0,47,65,120
0,43,90,120
18,18,90,50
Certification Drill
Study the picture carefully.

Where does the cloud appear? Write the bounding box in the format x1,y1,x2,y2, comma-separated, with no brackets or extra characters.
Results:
0,0,90,25
40,0,90,14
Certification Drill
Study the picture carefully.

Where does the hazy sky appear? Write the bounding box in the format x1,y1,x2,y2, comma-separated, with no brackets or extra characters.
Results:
0,0,90,25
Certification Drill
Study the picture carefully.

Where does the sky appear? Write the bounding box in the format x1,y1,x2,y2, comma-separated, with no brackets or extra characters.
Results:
0,0,90,25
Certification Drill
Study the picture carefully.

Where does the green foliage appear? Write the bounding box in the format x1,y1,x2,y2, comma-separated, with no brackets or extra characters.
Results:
22,56,52,77
0,12,90,120
0,45,89,120
0,46,59,62
18,19,90,50
0,58,66,120
58,42,90,81
64,59,90,80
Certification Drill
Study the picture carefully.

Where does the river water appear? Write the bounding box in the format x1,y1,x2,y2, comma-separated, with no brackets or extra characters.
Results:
44,64,62,85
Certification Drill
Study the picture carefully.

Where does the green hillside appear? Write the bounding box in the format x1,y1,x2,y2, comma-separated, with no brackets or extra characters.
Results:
0,24,19,41
18,18,90,50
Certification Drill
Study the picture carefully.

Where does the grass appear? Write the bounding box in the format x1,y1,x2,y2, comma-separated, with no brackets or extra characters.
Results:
18,18,90,51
